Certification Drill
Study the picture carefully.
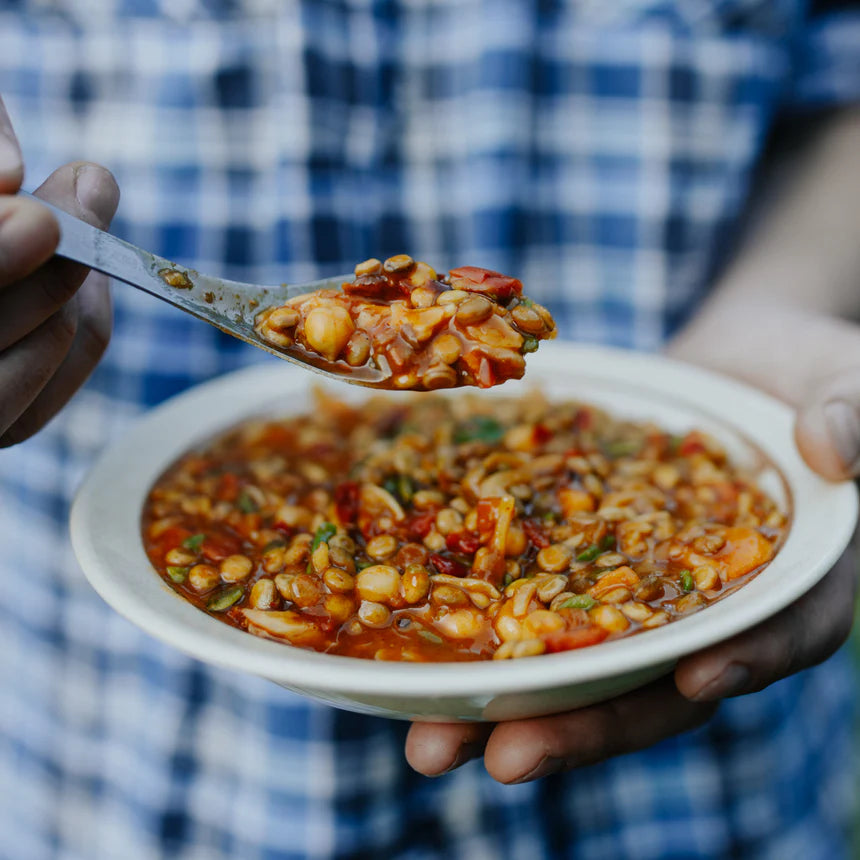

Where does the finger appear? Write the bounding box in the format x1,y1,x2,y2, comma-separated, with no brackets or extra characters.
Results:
0,272,111,447
0,162,118,351
405,721,493,777
675,547,857,702
0,96,24,193
0,194,60,285
480,676,716,784
795,366,860,480
0,301,78,435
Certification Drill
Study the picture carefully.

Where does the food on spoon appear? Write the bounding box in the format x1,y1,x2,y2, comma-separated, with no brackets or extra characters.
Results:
142,391,787,662
254,256,556,389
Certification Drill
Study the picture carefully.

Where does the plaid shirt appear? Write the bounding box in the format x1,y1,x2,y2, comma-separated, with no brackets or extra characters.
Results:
1,2,859,858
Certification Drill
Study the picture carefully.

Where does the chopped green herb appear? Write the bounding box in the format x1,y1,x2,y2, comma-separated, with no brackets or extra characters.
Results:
383,474,415,505
182,533,205,552
600,534,616,551
605,439,641,458
502,572,514,587
680,570,694,592
560,594,597,610
542,511,558,523
521,335,539,354
576,544,602,562
237,491,258,514
166,566,188,583
453,415,505,445
310,522,337,552
417,630,443,644
356,559,374,571
669,434,684,454
206,586,244,612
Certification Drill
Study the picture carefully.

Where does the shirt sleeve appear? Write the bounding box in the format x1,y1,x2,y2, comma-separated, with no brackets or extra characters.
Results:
783,1,860,108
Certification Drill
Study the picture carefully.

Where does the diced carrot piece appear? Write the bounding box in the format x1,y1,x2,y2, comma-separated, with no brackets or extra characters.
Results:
559,487,595,517
715,527,774,581
544,626,609,653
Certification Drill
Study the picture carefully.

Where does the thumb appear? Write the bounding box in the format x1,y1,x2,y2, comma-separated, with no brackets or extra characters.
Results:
0,95,24,193
795,368,860,481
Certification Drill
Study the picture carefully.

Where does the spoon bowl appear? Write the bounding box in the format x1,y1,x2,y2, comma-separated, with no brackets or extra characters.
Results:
19,191,389,386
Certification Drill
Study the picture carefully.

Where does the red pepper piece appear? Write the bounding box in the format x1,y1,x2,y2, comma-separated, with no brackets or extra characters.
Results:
201,532,242,562
334,481,360,525
216,472,240,502
405,511,436,540
448,266,523,301
533,423,552,445
445,531,482,555
344,276,411,302
678,432,707,457
523,519,551,549
543,626,608,653
429,553,469,578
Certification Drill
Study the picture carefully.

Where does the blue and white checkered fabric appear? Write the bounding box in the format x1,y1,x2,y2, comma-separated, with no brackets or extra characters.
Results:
1,2,859,858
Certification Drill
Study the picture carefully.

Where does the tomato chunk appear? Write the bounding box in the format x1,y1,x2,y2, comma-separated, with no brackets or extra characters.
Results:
544,626,609,653
449,266,523,301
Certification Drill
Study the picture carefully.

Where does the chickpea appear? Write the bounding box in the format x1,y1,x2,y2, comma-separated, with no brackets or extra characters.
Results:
274,573,295,599
328,545,356,573
455,296,493,325
522,609,565,637
289,573,323,608
383,254,414,273
358,600,392,628
260,326,293,348
344,330,371,366
354,258,382,277
268,307,299,330
536,575,568,603
423,530,446,551
512,638,546,659
642,610,669,628
250,578,278,610
588,605,630,634
413,490,445,510
693,564,720,591
422,364,458,390
355,565,401,603
435,608,485,640
510,304,546,334
220,554,254,583
189,564,220,592
494,614,523,642
323,567,355,593
430,332,463,365
401,564,430,603
261,544,286,574
620,601,653,622
324,593,356,623
365,534,398,561
431,585,469,607
311,542,330,574
435,508,463,536
165,547,196,567
504,525,528,557
410,286,436,308
303,305,354,361
436,290,469,306
536,543,572,573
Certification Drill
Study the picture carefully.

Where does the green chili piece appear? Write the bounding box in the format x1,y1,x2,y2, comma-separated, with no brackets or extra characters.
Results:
542,511,558,523
518,297,535,308
237,491,258,514
417,630,444,644
182,533,205,552
310,522,337,552
356,559,374,571
605,439,641,458
207,586,244,612
398,474,415,504
262,539,287,553
576,544,602,562
166,566,189,583
680,570,694,592
560,595,597,611
453,416,505,445
600,534,616,551
521,335,539,354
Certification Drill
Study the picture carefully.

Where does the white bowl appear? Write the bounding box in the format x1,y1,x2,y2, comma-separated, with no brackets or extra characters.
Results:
70,344,857,722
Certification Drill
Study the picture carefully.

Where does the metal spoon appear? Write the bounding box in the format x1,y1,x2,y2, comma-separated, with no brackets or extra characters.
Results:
19,190,389,386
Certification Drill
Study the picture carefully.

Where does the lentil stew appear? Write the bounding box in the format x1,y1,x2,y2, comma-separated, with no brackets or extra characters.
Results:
142,390,787,662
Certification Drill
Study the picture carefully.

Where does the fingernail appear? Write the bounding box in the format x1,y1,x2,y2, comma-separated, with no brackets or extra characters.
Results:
74,164,119,225
436,741,484,777
0,132,22,178
508,755,563,785
823,399,860,474
690,663,751,702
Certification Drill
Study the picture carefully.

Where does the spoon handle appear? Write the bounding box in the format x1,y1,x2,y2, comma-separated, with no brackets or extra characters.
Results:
18,189,200,305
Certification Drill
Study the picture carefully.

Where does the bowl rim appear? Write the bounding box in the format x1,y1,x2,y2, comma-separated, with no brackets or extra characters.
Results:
70,343,858,698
